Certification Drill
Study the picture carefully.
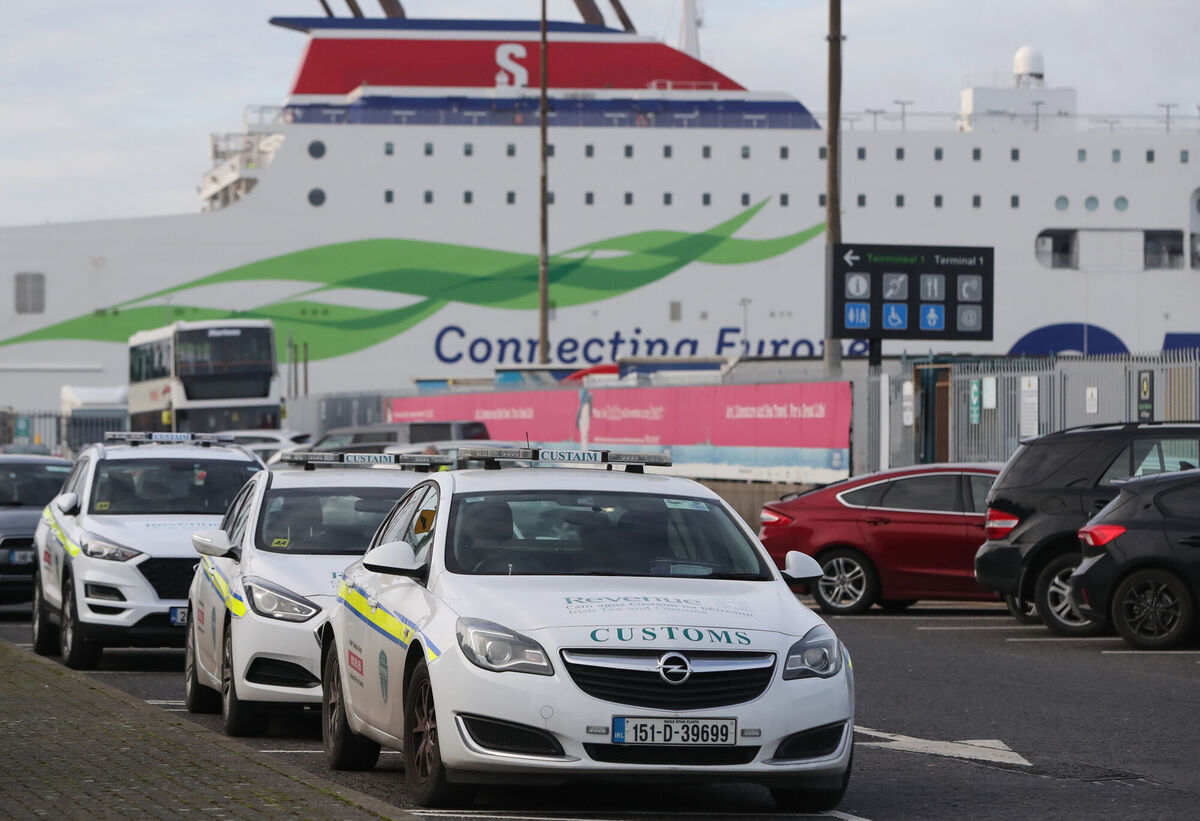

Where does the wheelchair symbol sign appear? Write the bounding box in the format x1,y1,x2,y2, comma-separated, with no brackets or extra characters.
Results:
883,304,908,330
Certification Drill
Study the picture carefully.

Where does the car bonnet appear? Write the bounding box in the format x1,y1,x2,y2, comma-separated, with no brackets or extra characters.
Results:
82,514,224,558
242,549,356,600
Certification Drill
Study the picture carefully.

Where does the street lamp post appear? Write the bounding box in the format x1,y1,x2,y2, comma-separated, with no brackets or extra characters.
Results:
536,0,550,363
1157,102,1177,133
893,99,912,131
866,108,884,131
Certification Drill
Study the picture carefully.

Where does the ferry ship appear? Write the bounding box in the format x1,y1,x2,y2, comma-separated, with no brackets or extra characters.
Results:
2,4,1198,411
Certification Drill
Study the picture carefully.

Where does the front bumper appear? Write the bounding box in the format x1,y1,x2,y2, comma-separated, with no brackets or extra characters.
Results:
69,555,193,647
1068,553,1117,621
429,646,855,788
231,597,332,705
974,541,1022,595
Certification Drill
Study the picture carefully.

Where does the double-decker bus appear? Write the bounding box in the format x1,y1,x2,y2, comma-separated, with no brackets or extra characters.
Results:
128,320,281,432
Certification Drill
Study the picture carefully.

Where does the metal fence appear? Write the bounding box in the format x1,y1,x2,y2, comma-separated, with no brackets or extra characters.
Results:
0,411,128,460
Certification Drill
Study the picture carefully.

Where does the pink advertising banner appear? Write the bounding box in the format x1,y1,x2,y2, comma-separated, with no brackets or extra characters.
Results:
387,390,581,443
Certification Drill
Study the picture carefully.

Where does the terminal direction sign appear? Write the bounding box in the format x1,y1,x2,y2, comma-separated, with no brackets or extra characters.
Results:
829,244,994,341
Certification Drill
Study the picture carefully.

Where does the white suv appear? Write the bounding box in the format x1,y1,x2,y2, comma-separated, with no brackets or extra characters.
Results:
32,432,262,668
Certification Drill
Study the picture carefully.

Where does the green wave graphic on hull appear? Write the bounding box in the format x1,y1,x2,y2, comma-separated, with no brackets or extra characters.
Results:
0,200,823,361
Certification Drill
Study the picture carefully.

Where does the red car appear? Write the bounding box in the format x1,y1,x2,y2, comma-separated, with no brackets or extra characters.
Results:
759,463,1003,614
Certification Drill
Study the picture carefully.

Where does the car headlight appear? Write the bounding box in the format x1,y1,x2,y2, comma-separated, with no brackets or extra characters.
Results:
80,535,142,562
783,624,844,680
243,577,320,623
456,617,553,676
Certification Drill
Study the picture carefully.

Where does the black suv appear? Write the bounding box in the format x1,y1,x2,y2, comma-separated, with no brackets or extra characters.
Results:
975,422,1200,635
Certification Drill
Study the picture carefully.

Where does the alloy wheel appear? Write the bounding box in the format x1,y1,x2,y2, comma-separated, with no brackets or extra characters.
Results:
819,557,867,607
1119,578,1182,640
410,677,439,785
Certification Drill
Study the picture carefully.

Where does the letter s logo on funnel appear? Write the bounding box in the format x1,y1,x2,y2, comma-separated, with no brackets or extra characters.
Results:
495,44,529,87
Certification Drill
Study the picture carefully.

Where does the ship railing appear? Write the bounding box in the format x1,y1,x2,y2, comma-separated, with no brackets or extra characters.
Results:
647,79,721,91
813,110,1200,134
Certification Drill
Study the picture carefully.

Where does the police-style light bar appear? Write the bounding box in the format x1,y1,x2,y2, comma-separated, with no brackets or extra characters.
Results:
456,447,671,471
105,431,235,445
279,451,454,471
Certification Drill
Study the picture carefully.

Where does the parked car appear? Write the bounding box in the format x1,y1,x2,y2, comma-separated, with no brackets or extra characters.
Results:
1069,469,1200,649
267,421,490,466
217,429,312,460
759,463,1003,614
0,455,73,603
975,422,1200,635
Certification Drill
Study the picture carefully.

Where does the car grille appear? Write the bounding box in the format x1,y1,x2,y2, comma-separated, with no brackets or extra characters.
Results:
560,649,776,710
136,558,197,600
0,537,34,550
584,744,760,765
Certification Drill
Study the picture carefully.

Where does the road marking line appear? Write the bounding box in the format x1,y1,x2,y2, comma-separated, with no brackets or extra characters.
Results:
259,749,401,754
855,725,1031,767
146,699,186,705
917,625,1044,631
1101,650,1200,654
1005,637,1118,642
412,813,866,821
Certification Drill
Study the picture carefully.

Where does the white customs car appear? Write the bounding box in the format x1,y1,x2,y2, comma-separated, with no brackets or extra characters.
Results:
185,450,448,736
32,432,262,669
320,447,854,812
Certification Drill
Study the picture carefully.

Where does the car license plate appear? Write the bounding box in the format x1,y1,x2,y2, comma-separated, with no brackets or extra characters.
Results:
613,717,736,745
169,607,188,627
10,549,34,565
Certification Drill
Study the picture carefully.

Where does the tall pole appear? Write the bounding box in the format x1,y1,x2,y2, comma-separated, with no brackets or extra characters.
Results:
537,0,550,364
823,0,843,376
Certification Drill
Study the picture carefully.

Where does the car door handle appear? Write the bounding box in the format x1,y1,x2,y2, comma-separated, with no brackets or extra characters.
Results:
1178,536,1200,547
864,517,891,525
367,596,379,610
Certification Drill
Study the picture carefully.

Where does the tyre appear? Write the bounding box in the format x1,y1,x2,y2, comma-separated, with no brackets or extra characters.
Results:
770,748,852,812
59,579,102,670
1005,594,1040,624
812,549,879,615
1111,569,1196,650
221,623,267,736
879,599,917,612
404,659,467,808
31,573,59,656
322,641,380,770
184,611,220,714
1035,554,1106,637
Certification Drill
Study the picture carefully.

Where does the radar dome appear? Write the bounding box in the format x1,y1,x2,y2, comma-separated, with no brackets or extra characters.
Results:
1013,46,1045,84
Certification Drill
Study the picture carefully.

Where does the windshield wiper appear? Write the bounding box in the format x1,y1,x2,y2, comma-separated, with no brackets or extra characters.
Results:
701,573,770,581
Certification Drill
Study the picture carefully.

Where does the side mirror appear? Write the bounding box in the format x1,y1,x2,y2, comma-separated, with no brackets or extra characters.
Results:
782,551,824,584
363,540,424,576
191,530,237,559
54,492,80,516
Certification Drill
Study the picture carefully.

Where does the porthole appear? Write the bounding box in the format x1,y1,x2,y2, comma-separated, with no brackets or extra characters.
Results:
308,141,326,159
1085,196,1099,211
1114,196,1129,212
308,188,326,206
1055,196,1069,211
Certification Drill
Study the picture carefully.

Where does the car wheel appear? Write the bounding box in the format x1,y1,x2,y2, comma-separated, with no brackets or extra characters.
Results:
1035,554,1106,637
184,611,220,714
879,599,917,612
770,748,852,812
31,573,59,656
221,623,266,736
1111,569,1196,650
1005,594,1040,624
812,549,879,615
322,641,380,770
59,579,102,669
404,659,471,808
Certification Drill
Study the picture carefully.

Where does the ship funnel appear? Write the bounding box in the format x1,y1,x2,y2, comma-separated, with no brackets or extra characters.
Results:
1013,45,1045,87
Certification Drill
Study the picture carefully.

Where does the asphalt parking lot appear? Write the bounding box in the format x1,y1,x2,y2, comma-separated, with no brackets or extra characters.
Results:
3,600,1197,820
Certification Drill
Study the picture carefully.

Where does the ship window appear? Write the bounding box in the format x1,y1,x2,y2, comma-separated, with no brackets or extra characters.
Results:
384,190,394,204
972,147,982,161
896,147,905,160
664,145,672,158
547,144,555,157
1036,230,1078,269
624,192,633,205
857,194,866,207
896,194,905,208
1078,148,1086,162
506,143,516,157
1145,230,1184,269
547,191,555,205
1085,196,1099,211
463,191,473,204
424,142,433,156
1112,148,1121,163
424,190,433,204
1011,195,1020,209
741,146,750,159
1011,148,1019,161
741,193,751,206
780,146,789,159
857,147,866,160
384,142,394,156
1115,196,1129,212
819,193,827,207
703,145,712,159
624,144,633,158
585,192,594,205
506,191,515,205
1055,195,1069,211
663,192,672,206
1183,150,1190,164
934,194,943,208
973,195,982,208
819,146,827,160
670,301,682,322
934,147,943,160
780,193,790,207
1146,149,1155,163
308,189,325,207
702,192,711,206
585,144,594,157
14,273,44,314
308,141,326,159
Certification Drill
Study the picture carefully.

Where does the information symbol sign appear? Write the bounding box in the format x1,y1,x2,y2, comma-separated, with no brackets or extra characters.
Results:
845,274,870,299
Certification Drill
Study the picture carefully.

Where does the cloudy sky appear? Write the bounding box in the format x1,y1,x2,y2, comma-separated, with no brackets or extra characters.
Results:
2,0,1196,227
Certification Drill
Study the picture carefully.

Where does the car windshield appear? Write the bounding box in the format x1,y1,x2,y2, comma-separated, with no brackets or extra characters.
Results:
89,458,260,515
445,490,773,579
0,462,71,507
258,487,402,554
